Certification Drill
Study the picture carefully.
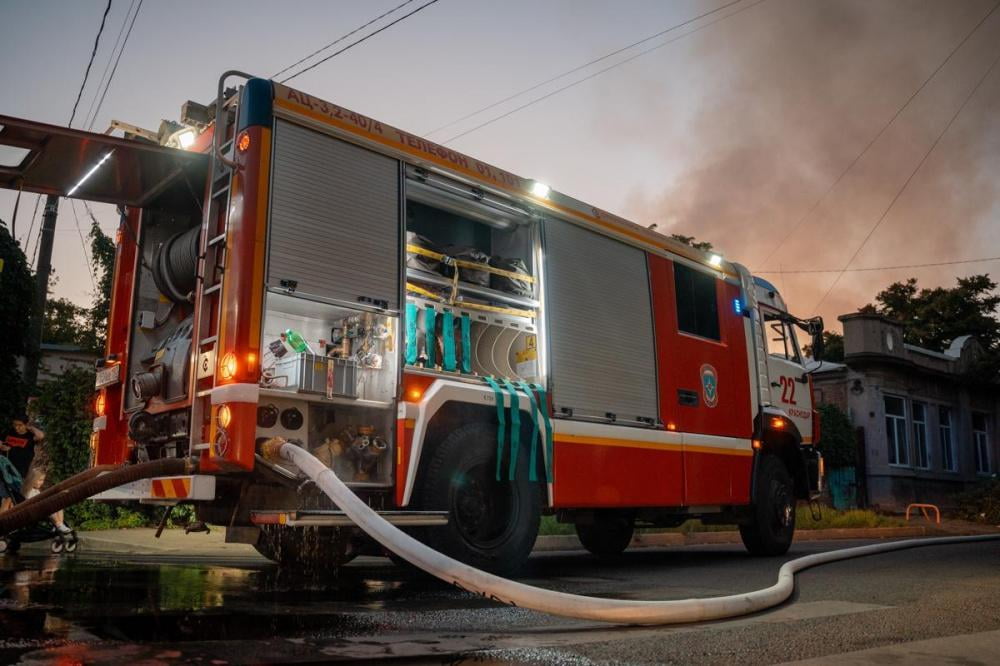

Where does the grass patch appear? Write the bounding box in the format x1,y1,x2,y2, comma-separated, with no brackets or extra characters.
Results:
539,506,903,537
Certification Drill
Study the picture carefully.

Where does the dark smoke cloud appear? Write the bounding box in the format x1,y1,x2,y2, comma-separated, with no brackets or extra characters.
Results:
613,0,1000,329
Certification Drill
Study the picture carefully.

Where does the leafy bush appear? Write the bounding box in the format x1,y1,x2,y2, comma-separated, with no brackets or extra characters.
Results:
816,403,856,469
0,223,34,427
956,479,1000,524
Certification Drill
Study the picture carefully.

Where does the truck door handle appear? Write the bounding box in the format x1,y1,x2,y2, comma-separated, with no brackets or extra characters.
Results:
677,389,699,407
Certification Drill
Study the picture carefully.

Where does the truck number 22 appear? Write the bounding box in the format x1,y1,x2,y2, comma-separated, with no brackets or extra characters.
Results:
779,376,797,405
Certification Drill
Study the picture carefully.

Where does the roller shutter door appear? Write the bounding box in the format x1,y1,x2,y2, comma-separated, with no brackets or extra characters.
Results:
543,218,658,422
268,120,400,310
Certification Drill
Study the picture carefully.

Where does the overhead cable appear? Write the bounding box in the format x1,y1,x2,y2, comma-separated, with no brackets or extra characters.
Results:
68,0,114,128
424,0,742,138
759,0,1000,270
441,0,769,144
280,0,442,84
811,39,1000,314
272,0,418,80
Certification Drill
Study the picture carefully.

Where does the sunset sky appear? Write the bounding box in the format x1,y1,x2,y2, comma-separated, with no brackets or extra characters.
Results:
1,0,998,336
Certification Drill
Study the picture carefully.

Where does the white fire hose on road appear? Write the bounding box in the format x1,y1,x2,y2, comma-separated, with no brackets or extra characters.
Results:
267,439,1000,626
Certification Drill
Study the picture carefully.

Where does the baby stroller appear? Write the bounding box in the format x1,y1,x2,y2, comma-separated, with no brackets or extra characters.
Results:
0,457,78,555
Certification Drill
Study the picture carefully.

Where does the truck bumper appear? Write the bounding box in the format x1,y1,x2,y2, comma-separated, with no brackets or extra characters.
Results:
91,474,216,503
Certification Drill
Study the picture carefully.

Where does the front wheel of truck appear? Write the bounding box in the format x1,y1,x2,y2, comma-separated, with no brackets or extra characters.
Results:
740,455,796,556
416,422,542,576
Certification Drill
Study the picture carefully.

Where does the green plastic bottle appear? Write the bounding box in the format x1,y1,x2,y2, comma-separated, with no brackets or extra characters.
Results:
284,328,312,354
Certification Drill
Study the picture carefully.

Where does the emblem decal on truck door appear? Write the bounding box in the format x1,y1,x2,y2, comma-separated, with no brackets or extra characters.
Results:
700,364,719,408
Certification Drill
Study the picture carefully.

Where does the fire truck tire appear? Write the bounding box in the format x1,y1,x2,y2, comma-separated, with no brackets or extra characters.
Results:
575,511,635,560
254,525,358,569
740,455,796,556
417,422,541,576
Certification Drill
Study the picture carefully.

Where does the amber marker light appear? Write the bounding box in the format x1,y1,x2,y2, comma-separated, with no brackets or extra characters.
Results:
770,417,785,430
666,422,677,431
94,392,107,417
752,439,762,450
237,131,251,153
218,404,232,429
219,352,238,381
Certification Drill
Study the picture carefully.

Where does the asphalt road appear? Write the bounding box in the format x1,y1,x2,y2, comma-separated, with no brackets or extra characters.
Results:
2,537,1000,664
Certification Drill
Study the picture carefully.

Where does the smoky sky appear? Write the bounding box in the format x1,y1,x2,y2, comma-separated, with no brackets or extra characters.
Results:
1,0,998,341
618,0,1000,327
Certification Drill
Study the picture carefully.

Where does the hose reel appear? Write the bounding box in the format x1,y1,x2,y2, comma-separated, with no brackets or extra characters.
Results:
152,225,201,304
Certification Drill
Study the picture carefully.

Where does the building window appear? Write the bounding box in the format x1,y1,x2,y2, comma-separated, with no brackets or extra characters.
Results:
674,262,720,341
885,395,909,466
912,402,929,469
973,412,990,475
939,407,956,472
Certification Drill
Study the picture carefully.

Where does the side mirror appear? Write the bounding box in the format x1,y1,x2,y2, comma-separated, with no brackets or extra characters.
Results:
811,331,825,362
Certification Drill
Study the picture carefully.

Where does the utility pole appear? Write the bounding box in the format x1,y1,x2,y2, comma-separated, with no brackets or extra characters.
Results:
24,194,59,392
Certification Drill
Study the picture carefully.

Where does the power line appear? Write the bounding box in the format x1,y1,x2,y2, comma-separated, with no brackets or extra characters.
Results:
70,200,97,292
424,0,742,138
755,255,1000,274
758,0,1000,270
68,0,113,127
441,0,769,145
280,0,442,84
22,194,41,251
86,0,144,131
83,0,137,130
811,39,1000,314
272,0,418,80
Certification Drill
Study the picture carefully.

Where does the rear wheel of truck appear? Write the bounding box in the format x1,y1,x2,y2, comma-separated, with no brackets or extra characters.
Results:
575,510,635,560
254,525,358,569
740,455,796,556
417,422,542,576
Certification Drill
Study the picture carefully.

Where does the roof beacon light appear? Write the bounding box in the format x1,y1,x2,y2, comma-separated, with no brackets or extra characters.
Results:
708,253,723,268
177,129,196,149
530,181,551,199
67,150,114,197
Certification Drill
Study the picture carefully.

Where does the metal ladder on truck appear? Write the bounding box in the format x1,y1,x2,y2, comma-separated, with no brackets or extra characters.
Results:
734,264,771,408
187,88,240,457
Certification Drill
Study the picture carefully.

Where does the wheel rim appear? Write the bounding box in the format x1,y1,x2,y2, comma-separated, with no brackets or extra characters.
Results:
65,540,78,553
769,478,794,533
451,460,518,549
51,540,64,553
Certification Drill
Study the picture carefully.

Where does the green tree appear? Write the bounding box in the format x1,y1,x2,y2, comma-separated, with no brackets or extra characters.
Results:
865,275,1000,353
804,331,844,363
670,234,714,252
0,221,35,425
816,403,855,469
86,218,115,352
42,296,94,348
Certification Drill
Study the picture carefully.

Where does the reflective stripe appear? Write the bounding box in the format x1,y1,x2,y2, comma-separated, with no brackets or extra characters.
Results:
531,383,554,481
405,302,418,365
483,376,507,481
502,379,521,480
442,311,456,371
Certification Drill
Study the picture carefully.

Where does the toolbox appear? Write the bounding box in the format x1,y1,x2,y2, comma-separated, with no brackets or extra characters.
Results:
274,352,358,398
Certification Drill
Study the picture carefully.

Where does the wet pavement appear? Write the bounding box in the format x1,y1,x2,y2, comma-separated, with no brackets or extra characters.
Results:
2,537,1000,664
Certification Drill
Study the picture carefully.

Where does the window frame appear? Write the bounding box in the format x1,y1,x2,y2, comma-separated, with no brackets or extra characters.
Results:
912,401,929,470
761,305,803,363
673,261,722,342
939,406,957,473
884,394,909,467
973,412,991,475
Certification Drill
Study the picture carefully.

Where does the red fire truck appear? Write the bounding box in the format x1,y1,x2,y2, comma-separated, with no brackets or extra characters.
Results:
0,72,823,574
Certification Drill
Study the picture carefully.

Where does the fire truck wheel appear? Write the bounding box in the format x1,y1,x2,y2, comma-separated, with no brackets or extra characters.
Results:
740,455,796,556
254,525,358,569
418,422,542,576
575,511,635,560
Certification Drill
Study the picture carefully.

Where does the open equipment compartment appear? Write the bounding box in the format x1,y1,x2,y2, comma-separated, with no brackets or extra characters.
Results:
259,119,402,487
403,167,540,383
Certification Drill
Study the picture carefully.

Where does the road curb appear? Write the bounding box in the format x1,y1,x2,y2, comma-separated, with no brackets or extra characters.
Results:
532,526,934,552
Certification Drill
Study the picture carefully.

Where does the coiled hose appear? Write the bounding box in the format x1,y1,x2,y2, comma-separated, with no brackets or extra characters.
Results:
0,458,195,535
266,439,1000,626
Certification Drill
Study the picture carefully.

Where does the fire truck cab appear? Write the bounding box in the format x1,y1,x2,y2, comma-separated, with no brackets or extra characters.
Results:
0,72,824,574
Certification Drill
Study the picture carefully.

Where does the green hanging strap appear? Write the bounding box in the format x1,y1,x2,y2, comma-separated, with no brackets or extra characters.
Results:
530,383,554,481
501,379,521,480
441,311,456,371
516,380,542,482
405,302,418,365
483,376,507,481
460,314,472,374
424,305,437,368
